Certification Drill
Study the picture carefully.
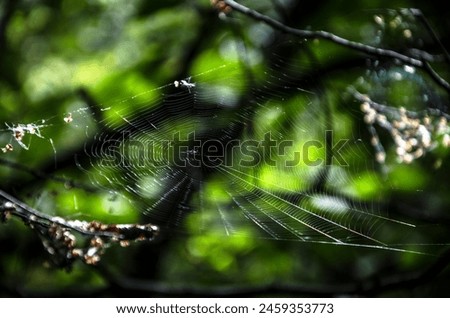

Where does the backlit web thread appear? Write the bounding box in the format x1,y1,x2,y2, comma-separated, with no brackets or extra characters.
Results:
2,7,447,253
0,60,419,251
0,60,435,253
74,55,420,251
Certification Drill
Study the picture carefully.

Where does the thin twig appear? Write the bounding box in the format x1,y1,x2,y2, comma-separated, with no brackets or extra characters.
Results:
423,61,450,92
407,8,450,64
223,0,450,93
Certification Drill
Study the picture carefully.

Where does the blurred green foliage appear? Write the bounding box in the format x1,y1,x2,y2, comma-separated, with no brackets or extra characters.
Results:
0,0,449,296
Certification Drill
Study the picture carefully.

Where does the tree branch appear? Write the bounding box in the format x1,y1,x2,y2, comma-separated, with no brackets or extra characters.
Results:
0,189,160,268
223,0,450,93
407,8,450,65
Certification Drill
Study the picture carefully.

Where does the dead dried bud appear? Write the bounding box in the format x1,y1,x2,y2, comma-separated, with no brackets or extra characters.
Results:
48,224,58,236
90,236,104,248
101,223,112,231
1,210,11,223
71,248,83,258
14,129,24,141
1,202,14,223
64,113,73,123
120,240,130,247
63,231,76,248
1,143,13,153
211,0,232,14
88,221,102,232
84,253,101,265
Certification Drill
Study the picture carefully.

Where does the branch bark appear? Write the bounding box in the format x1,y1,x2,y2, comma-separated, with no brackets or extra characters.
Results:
223,0,450,93
0,189,159,268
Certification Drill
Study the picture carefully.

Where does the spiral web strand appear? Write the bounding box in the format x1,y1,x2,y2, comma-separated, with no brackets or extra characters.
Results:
1,48,448,255
60,55,435,254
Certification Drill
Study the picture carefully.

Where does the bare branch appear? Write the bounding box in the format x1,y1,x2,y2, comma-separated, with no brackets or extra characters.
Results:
222,0,450,93
0,189,159,268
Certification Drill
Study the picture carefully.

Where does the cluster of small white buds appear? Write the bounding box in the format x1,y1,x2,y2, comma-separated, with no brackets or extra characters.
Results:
360,97,449,164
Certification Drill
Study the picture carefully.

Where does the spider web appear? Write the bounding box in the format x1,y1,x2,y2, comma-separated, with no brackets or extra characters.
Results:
69,56,433,254
1,9,449,256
